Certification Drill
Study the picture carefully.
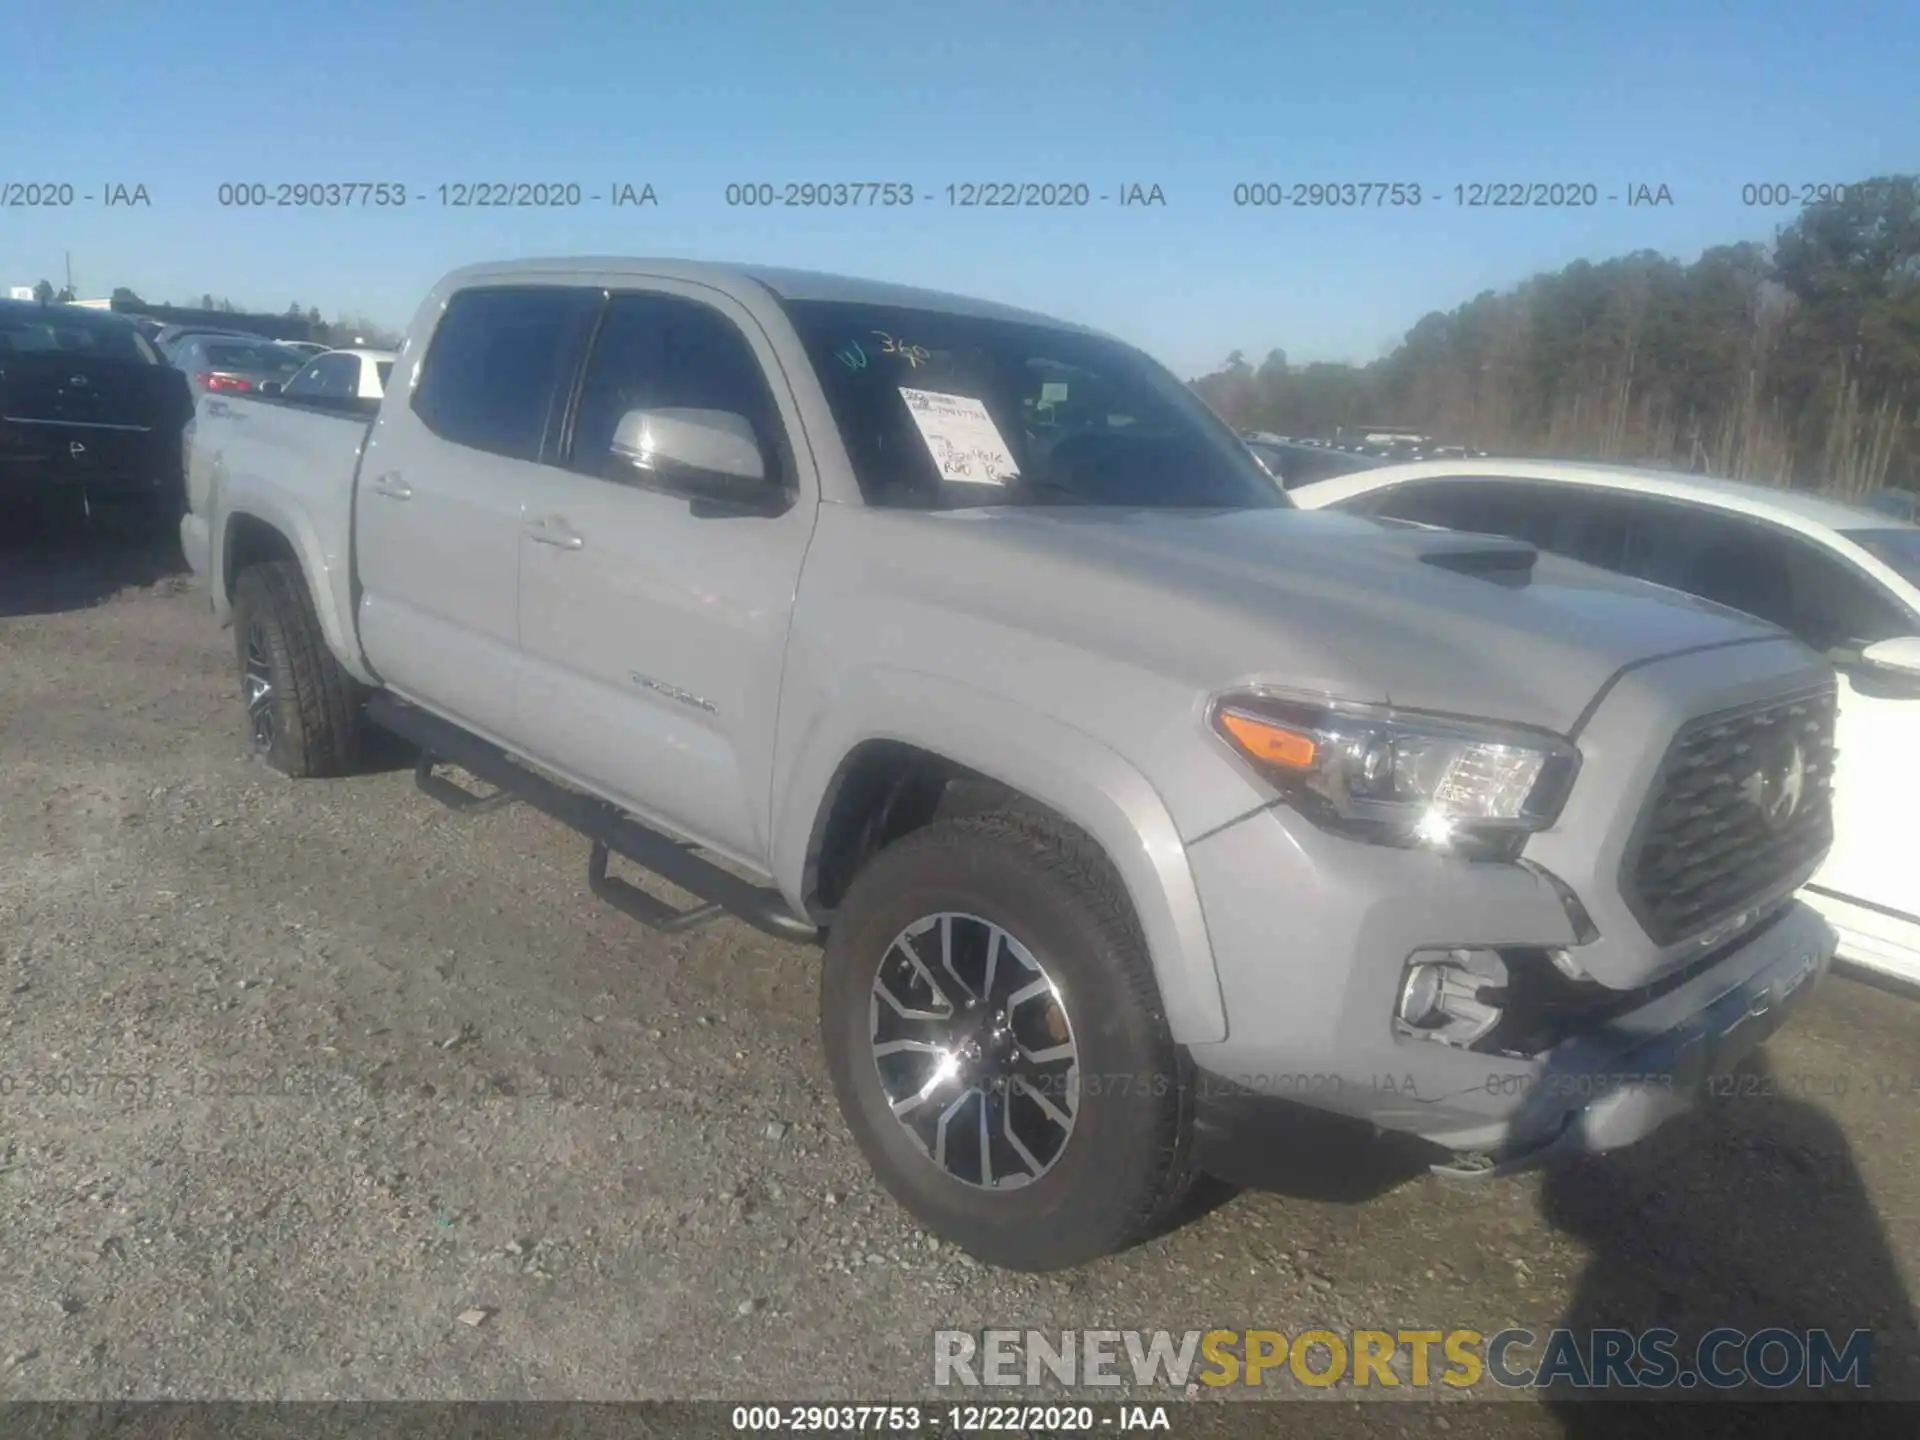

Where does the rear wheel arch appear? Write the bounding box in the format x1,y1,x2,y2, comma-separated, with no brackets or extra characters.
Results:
216,505,374,685
221,511,301,605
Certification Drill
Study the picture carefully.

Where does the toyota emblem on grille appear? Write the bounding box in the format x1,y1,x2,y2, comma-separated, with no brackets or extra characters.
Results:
1741,736,1807,831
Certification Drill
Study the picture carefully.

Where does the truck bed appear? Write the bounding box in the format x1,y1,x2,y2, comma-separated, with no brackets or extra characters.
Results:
184,388,382,677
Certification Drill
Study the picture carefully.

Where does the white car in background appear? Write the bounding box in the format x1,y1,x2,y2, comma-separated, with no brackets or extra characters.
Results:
1292,459,1920,989
267,347,397,403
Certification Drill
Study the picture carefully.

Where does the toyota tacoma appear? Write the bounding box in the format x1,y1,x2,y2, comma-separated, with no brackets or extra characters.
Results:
179,258,1838,1270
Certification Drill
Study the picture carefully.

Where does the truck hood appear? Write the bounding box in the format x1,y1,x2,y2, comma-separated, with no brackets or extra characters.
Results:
890,505,1791,736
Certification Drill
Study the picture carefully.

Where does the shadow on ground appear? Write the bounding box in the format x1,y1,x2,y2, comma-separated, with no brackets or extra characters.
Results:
1540,1048,1917,1432
1,498,189,618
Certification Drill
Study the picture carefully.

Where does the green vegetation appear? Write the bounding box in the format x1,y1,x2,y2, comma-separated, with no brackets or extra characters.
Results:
1194,175,1920,500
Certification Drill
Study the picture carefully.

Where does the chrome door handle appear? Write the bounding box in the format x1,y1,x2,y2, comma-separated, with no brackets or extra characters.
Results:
526,517,584,550
370,474,412,500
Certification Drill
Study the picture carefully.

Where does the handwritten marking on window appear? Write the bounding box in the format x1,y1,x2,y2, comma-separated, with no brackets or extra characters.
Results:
872,331,932,369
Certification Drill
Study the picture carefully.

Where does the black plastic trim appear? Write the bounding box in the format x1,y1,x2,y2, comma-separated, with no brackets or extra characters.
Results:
368,692,819,944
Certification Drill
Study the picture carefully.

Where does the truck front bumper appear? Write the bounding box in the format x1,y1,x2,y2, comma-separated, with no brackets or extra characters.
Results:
1182,802,1835,1171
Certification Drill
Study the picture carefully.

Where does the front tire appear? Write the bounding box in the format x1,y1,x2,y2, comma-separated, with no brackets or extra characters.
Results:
820,810,1194,1271
230,560,363,777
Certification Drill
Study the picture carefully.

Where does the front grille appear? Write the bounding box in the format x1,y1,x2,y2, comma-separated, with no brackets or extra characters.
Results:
1623,685,1838,945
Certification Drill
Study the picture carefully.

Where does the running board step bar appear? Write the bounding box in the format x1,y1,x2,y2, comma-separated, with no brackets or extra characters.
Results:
366,693,819,944
587,841,724,934
414,752,516,813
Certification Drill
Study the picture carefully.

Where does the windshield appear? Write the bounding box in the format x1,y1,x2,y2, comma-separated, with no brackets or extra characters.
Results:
1845,528,1920,588
783,299,1286,510
204,342,306,376
0,311,159,364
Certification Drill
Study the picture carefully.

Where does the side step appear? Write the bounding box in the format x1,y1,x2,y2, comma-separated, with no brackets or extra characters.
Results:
366,693,820,944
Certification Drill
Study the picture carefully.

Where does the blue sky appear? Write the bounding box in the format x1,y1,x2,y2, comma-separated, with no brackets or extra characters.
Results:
4,0,1913,377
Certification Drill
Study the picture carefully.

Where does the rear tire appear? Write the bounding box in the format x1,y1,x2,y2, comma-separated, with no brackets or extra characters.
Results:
230,560,363,777
820,809,1195,1271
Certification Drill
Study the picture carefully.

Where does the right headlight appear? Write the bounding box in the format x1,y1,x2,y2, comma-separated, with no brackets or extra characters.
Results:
1209,689,1580,856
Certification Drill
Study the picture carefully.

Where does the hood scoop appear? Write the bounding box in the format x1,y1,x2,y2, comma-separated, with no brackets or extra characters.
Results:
1416,533,1539,584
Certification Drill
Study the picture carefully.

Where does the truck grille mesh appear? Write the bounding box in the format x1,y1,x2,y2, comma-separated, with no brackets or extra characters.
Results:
1623,686,1837,945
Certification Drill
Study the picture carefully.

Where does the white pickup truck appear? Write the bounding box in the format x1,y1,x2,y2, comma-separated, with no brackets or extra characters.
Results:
181,257,1837,1271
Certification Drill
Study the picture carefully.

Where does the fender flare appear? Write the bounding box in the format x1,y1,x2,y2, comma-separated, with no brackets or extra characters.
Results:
772,668,1227,1044
213,493,375,686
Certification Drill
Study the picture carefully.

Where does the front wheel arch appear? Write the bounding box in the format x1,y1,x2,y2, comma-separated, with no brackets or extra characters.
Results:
776,682,1228,1045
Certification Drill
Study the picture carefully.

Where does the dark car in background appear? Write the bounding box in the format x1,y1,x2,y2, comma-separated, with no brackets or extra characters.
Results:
164,333,309,398
152,323,272,353
0,299,194,524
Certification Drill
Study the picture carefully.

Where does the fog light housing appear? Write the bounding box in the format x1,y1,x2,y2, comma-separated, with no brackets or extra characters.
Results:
1396,948,1507,1048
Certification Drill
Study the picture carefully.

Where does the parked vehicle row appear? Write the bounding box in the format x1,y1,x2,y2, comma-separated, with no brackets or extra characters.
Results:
0,300,389,528
1242,433,1387,488
1238,429,1491,486
181,256,1838,1272
150,327,394,405
165,332,310,399
1293,460,1920,988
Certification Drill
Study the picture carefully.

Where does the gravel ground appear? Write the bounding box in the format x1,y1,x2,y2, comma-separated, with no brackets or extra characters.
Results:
2,517,1918,1431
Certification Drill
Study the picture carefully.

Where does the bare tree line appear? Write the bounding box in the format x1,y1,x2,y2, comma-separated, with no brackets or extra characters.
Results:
1195,175,1920,500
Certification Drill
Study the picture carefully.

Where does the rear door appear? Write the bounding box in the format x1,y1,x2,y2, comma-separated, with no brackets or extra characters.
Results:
513,285,818,866
354,285,598,743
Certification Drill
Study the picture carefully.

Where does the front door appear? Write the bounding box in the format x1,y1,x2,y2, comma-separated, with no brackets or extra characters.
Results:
514,286,819,869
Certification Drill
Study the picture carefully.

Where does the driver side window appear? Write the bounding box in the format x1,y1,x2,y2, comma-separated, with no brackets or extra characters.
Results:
567,292,786,488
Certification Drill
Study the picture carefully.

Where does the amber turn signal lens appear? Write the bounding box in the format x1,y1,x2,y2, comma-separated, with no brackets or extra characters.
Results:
1217,709,1319,770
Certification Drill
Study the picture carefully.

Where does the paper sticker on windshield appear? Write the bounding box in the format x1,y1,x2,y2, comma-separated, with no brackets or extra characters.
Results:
898,387,1021,485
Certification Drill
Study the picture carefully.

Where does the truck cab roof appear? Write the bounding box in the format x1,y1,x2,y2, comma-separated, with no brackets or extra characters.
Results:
433,257,1111,339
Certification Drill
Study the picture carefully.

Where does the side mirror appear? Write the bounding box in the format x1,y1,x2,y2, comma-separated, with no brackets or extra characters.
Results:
259,381,284,397
608,407,786,515
1857,636,1920,679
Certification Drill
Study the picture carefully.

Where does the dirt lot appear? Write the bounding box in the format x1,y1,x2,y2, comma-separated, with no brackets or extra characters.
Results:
2,518,1918,1429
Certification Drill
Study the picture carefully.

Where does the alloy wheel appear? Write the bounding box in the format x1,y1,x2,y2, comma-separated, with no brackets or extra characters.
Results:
243,621,276,755
868,911,1079,1189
